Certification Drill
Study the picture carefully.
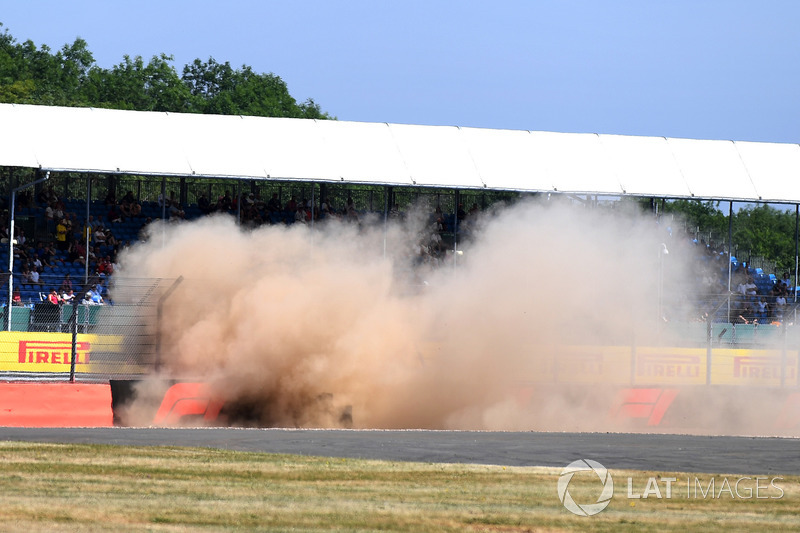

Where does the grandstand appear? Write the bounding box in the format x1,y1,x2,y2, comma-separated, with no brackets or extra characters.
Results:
1,103,800,386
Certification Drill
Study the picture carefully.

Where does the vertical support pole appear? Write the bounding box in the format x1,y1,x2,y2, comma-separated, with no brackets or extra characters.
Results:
160,177,167,221
794,204,798,305
154,276,184,373
7,190,16,330
383,186,389,259
237,179,242,224
727,201,734,320
311,183,315,229
453,190,459,271
84,176,91,285
69,305,79,383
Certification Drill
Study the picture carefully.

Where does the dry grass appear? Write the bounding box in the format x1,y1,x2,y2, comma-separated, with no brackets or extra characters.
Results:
0,442,796,532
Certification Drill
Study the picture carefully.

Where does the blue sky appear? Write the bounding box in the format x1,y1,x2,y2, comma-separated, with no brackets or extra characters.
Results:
2,1,799,143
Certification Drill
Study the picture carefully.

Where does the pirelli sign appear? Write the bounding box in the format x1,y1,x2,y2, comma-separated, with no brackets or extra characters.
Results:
18,340,91,365
0,332,122,373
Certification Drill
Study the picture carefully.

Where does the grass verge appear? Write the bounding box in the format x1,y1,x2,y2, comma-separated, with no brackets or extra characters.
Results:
0,442,796,532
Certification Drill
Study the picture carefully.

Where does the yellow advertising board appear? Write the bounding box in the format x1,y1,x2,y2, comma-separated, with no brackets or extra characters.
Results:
632,346,708,385
0,332,124,374
507,345,800,388
711,348,798,387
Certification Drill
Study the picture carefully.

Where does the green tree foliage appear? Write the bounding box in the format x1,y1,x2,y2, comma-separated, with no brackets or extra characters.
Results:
661,199,728,238
661,199,798,272
0,23,330,119
83,54,193,112
733,204,797,272
182,58,320,117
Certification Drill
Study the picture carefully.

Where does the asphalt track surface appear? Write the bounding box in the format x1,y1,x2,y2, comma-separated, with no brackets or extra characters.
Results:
0,427,798,475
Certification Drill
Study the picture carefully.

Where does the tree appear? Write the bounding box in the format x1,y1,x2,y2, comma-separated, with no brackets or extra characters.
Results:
83,54,193,112
0,25,331,119
660,199,727,239
733,204,796,271
181,57,333,118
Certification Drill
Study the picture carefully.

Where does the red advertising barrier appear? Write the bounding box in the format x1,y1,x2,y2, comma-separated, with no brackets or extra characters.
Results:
0,383,113,427
1,380,796,432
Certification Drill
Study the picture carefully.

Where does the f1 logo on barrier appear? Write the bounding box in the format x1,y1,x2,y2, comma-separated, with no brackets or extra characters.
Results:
153,383,225,425
610,388,678,426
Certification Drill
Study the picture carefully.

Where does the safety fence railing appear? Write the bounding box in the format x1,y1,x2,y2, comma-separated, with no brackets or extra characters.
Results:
0,277,178,383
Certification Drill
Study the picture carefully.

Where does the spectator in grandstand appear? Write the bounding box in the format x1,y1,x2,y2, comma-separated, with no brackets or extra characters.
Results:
54,200,65,222
89,286,104,305
217,191,233,212
169,201,186,220
20,265,32,286
103,190,116,206
267,193,282,214
40,243,55,266
295,204,307,224
12,240,28,263
47,289,60,306
197,193,213,214
12,288,21,306
93,225,106,245
28,266,41,287
15,228,26,248
120,191,141,218
54,218,68,250
69,239,85,267
105,229,118,248
88,246,100,267
774,291,787,318
737,276,758,297
61,288,75,304
346,206,360,224
60,273,72,292
780,272,793,291
45,202,55,233
107,204,122,223
30,253,42,271
97,256,113,275
285,196,298,214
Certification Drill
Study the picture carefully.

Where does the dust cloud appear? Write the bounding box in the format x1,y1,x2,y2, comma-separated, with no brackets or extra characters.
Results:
113,197,693,430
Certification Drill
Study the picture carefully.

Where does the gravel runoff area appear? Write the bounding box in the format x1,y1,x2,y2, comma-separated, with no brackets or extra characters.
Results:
0,427,797,475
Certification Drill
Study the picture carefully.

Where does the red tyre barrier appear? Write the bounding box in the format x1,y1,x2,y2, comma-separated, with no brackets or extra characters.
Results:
0,383,112,427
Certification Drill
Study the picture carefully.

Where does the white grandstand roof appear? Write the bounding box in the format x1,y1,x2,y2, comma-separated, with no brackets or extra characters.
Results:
1,102,799,203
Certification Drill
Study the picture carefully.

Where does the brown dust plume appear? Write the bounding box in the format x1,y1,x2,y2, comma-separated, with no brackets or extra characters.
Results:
113,198,710,431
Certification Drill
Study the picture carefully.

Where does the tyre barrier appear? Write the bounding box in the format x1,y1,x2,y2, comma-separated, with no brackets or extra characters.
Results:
0,380,797,433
